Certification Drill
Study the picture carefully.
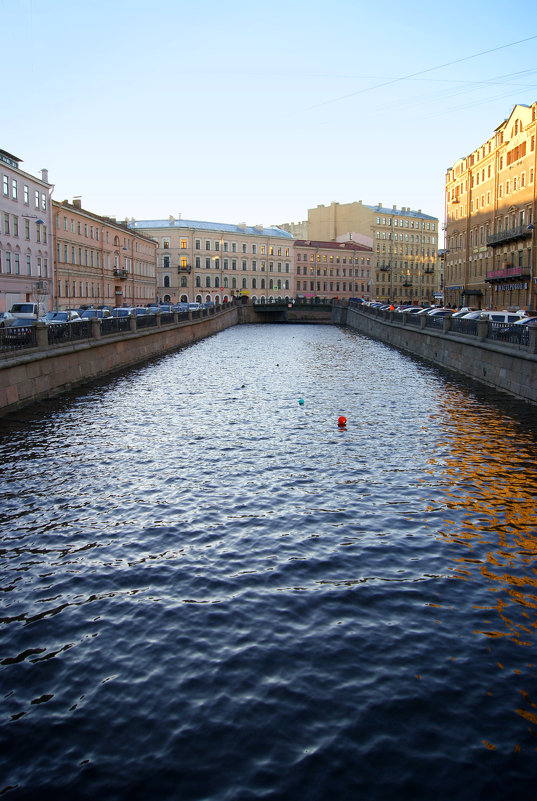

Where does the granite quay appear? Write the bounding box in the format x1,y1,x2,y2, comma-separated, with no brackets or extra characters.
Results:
2,299,536,417
0,301,332,417
334,301,537,406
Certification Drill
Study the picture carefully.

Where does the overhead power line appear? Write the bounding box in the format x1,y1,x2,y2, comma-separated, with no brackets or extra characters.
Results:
305,34,537,110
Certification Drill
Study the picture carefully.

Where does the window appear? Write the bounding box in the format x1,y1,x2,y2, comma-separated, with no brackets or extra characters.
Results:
2,176,8,196
12,179,17,199
35,190,39,208
195,239,201,249
24,184,29,204
163,238,170,249
180,238,187,249
205,240,211,250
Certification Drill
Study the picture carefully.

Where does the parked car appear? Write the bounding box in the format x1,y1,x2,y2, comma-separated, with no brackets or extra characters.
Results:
9,302,40,320
112,307,136,318
0,311,15,328
497,316,537,341
478,310,527,324
188,303,202,311
45,311,83,324
3,318,39,346
416,307,453,317
81,309,112,320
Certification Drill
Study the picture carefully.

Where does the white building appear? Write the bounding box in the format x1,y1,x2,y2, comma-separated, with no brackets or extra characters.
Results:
0,149,54,314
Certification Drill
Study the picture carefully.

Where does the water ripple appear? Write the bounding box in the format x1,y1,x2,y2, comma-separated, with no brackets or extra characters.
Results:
1,324,537,800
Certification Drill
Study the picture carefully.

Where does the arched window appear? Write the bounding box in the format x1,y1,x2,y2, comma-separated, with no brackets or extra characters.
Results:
181,276,188,287
163,274,170,288
252,278,257,289
205,275,211,287
163,255,170,269
261,278,266,289
195,275,201,287
215,276,220,288
242,277,247,289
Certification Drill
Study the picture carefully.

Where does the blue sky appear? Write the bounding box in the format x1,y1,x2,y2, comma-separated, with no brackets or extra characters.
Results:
4,0,537,237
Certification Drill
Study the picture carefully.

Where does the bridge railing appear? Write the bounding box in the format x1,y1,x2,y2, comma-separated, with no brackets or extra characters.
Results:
347,302,537,353
0,302,236,357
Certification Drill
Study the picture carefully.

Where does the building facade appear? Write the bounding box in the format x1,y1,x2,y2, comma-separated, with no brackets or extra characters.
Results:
308,200,441,306
0,149,54,314
294,239,372,301
54,199,157,309
128,217,295,304
445,103,537,312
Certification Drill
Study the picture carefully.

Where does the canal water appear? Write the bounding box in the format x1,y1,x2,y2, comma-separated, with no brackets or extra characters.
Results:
1,323,537,801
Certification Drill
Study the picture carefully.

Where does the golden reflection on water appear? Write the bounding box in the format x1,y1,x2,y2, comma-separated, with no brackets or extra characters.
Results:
424,390,537,749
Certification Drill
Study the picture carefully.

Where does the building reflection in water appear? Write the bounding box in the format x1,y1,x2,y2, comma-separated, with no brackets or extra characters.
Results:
422,389,537,745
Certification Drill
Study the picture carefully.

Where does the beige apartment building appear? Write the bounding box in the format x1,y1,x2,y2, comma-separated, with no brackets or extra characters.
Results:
294,239,372,301
308,201,441,305
128,217,295,304
54,199,157,309
445,103,537,312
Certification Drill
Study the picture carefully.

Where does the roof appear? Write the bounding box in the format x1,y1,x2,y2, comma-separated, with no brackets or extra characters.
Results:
363,204,437,221
129,218,294,239
294,239,372,252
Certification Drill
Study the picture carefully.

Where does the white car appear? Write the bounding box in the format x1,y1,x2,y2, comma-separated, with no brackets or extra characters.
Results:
0,311,15,328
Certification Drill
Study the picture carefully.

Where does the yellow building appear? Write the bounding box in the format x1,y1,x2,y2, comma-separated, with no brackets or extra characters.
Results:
308,201,440,306
128,217,295,304
445,103,537,312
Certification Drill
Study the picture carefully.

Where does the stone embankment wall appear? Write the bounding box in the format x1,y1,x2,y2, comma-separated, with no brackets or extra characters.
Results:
0,307,239,418
333,304,537,406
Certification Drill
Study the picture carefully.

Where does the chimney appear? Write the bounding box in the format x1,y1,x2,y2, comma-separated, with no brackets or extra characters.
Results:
393,205,397,210
40,168,49,184
73,197,82,209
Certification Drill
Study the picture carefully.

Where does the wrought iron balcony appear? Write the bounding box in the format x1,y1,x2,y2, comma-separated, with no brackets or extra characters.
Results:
486,225,533,247
177,265,192,273
485,265,531,282
113,269,128,279
424,267,434,274
379,264,391,271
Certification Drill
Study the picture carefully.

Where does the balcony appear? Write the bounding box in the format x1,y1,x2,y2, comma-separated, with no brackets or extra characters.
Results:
402,279,413,287
486,224,533,247
379,264,391,271
178,265,192,273
485,264,531,282
113,269,128,279
424,267,434,274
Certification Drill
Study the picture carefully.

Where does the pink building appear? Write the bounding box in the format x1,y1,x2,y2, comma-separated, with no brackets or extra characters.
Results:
0,149,54,314
294,239,372,301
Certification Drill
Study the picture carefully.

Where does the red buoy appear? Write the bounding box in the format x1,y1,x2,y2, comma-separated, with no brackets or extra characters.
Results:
338,416,347,427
